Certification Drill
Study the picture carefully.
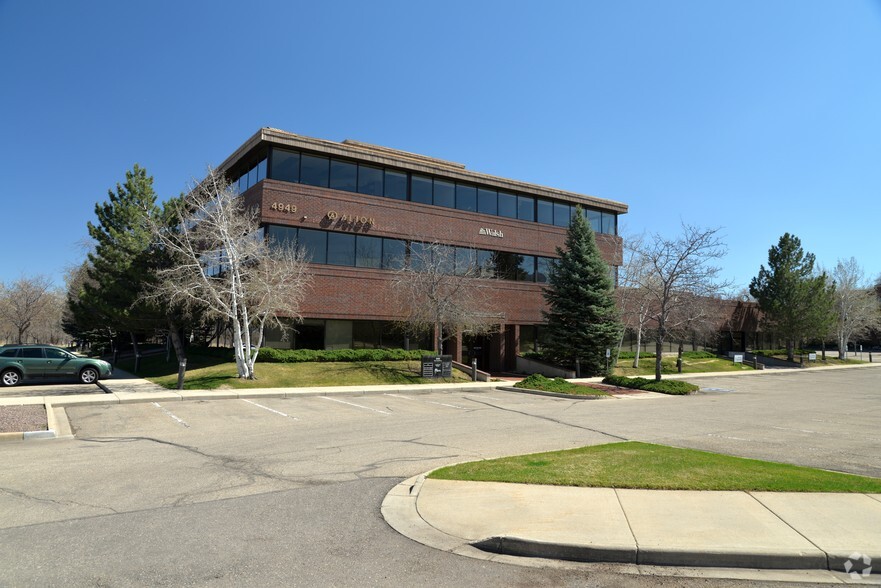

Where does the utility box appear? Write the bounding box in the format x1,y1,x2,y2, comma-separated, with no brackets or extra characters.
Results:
421,355,452,378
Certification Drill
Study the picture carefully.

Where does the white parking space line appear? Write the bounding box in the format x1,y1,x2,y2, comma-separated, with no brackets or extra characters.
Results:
384,393,468,410
242,399,298,420
151,402,190,428
320,396,390,415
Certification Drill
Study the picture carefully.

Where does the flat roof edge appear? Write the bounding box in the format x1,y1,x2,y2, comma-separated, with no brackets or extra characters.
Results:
218,128,629,214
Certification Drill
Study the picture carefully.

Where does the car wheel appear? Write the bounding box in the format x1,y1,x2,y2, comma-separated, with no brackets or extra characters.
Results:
1,369,21,387
79,367,99,384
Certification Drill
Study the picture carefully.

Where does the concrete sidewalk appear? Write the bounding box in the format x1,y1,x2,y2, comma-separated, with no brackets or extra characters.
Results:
383,475,881,583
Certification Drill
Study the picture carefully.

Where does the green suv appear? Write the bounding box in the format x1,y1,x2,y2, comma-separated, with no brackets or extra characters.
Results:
0,345,113,387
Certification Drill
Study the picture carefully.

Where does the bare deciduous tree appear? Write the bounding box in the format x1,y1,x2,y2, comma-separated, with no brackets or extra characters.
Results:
631,224,730,380
391,241,501,354
149,168,312,380
616,232,654,368
0,275,54,344
831,257,881,359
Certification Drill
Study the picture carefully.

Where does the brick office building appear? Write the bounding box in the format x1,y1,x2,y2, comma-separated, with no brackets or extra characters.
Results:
219,128,628,372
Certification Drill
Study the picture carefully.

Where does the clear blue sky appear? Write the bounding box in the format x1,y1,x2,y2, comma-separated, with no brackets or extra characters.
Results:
2,0,879,291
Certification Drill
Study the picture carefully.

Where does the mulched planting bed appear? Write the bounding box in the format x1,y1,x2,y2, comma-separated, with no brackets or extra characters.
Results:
0,405,48,433
575,383,646,395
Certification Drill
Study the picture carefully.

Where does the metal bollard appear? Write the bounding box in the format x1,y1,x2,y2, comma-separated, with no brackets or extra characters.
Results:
471,358,478,381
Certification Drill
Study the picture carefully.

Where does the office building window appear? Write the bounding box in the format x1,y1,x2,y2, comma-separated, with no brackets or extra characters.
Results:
411,174,433,204
329,160,357,192
455,184,477,212
433,179,455,208
300,154,330,187
355,235,382,268
358,165,383,196
384,170,407,200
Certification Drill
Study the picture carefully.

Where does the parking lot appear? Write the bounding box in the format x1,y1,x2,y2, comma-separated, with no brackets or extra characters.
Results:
1,366,880,586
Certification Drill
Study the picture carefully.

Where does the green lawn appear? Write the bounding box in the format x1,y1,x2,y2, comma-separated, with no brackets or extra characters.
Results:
430,441,881,493
613,356,754,377
762,355,865,367
116,353,472,389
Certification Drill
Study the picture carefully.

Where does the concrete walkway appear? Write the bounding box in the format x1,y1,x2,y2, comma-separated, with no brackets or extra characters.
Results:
383,475,881,583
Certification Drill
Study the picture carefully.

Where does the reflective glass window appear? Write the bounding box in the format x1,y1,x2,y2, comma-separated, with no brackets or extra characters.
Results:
455,184,477,212
408,242,431,271
358,165,383,196
494,252,518,280
355,235,382,268
536,257,552,283
411,175,433,204
247,166,258,189
433,180,455,208
602,212,616,235
537,199,553,224
586,209,601,233
455,247,476,275
297,228,327,264
329,160,357,192
0,348,18,357
520,325,537,353
477,250,495,276
238,174,248,194
517,195,535,221
300,154,330,187
256,159,267,182
21,348,43,358
382,239,407,269
477,188,497,215
266,225,298,250
553,202,571,227
434,245,455,274
498,192,517,218
518,255,535,281
327,232,356,266
270,149,300,183
384,170,407,200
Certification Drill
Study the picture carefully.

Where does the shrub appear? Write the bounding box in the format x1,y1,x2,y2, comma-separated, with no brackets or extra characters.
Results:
616,351,656,360
602,374,698,395
640,380,699,394
514,374,607,396
256,348,430,363
681,351,717,359
753,349,810,357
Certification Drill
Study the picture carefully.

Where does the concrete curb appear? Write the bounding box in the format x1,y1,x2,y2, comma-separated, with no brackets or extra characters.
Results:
0,402,62,442
496,386,616,400
381,473,881,581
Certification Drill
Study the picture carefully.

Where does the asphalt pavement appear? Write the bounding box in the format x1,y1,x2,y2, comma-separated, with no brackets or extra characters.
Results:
1,364,880,586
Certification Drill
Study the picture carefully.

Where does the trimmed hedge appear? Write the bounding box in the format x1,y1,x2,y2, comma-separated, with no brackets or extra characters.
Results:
514,374,608,396
602,374,698,395
616,351,656,360
681,351,717,359
753,349,810,357
256,347,431,363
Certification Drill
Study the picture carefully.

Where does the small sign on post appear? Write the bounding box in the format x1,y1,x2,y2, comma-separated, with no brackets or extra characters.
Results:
421,355,453,378
733,354,743,363
808,353,817,361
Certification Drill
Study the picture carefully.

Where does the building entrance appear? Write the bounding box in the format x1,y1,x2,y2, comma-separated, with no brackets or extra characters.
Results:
463,334,492,371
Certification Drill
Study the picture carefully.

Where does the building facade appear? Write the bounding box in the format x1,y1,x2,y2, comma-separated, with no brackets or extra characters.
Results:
218,128,628,372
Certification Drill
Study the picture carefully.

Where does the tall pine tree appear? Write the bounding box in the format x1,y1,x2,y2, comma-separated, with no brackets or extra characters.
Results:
542,206,622,375
749,233,835,361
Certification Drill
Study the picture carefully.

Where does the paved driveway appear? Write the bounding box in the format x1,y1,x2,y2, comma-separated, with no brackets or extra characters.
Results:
1,367,879,586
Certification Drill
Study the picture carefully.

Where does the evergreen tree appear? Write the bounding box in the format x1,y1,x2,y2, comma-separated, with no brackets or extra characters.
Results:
749,233,836,361
67,165,162,364
542,207,622,375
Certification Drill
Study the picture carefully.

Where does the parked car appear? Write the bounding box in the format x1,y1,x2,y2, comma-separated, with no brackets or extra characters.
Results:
0,345,113,387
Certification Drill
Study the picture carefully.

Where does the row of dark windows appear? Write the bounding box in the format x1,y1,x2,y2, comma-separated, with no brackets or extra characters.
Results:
240,148,618,235
265,224,555,283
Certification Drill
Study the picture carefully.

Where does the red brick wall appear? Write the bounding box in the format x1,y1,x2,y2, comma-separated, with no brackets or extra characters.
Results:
245,179,623,325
